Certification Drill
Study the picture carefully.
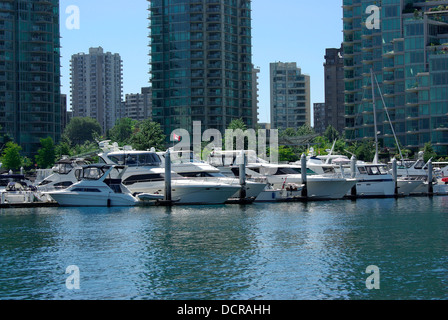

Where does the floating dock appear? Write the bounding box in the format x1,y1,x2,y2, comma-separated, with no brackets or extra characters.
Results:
0,202,59,209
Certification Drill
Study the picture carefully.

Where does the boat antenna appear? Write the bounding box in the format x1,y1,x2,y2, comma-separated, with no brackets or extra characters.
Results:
373,72,404,163
371,69,379,164
325,140,337,164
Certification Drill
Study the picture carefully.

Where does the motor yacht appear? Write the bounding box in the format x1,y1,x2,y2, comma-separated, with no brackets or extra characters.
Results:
97,141,241,205
0,173,35,192
389,153,444,195
156,150,266,200
36,157,88,192
206,150,356,200
45,164,163,207
308,154,421,197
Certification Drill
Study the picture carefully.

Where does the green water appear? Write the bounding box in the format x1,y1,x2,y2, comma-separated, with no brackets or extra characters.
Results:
0,196,447,300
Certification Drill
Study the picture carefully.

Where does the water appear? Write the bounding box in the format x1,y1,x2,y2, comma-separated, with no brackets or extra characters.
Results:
1,196,448,300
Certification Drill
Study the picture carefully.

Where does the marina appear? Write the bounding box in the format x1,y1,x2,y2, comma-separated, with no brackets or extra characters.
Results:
0,140,446,209
1,142,447,301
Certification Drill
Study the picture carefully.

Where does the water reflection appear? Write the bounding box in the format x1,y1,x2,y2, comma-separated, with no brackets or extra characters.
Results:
132,205,261,299
1,197,448,299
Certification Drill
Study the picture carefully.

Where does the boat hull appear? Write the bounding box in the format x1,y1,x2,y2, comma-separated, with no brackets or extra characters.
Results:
47,192,138,207
397,179,424,196
268,176,356,200
229,181,267,199
127,181,240,205
351,179,396,198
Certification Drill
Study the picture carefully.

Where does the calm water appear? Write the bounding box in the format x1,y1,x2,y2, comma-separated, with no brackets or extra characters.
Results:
1,196,448,300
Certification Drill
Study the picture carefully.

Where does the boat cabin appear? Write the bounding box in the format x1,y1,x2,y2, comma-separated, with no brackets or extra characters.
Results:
357,164,389,175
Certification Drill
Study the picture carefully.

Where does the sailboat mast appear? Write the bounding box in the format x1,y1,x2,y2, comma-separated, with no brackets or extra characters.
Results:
371,69,379,164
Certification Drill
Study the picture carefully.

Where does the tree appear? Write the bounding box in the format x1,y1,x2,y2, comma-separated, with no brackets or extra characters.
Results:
108,118,137,145
55,139,73,159
129,120,166,151
278,145,299,162
423,142,437,162
35,137,56,169
63,117,102,146
323,125,340,142
296,124,315,136
280,128,298,137
1,141,23,171
356,139,377,162
227,118,247,131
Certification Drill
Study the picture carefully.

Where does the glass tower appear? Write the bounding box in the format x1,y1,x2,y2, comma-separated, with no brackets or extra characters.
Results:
149,0,254,140
270,62,311,131
343,0,448,155
0,0,61,156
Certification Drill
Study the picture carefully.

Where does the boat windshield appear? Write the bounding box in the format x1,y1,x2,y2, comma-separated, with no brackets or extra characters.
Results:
53,163,73,175
82,167,107,180
414,160,426,169
179,172,226,178
360,165,388,175
108,153,161,167
274,167,301,175
378,165,389,174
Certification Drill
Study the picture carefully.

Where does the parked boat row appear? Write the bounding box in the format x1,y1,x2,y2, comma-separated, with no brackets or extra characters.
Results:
1,140,446,208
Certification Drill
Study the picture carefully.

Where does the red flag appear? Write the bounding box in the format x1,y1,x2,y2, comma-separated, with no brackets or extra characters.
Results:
173,133,181,141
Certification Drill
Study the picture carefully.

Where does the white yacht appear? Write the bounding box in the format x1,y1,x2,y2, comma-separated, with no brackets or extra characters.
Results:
0,173,35,192
207,150,356,200
97,142,241,205
247,162,356,200
36,157,88,192
206,149,307,202
156,150,267,200
45,164,163,207
307,154,421,197
390,153,445,195
434,162,448,195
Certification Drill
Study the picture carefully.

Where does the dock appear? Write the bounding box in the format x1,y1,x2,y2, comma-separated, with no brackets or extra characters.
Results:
0,202,59,209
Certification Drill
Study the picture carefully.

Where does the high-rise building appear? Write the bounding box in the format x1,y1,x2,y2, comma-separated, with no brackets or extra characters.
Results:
70,47,123,133
313,103,326,135
124,87,152,122
61,94,68,131
0,0,62,156
252,65,260,126
324,47,345,134
149,0,254,140
343,0,448,155
270,62,311,131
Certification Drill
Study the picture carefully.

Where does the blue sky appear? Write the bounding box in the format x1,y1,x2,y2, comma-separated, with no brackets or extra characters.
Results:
59,0,343,124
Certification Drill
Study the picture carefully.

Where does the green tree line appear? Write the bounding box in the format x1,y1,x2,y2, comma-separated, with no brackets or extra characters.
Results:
0,117,165,172
0,118,446,172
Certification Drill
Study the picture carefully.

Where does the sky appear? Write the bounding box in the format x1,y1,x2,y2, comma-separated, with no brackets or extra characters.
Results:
59,0,344,124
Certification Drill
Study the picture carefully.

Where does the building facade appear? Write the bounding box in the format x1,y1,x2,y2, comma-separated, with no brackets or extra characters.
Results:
252,65,260,126
70,47,123,133
343,0,448,155
324,47,345,134
124,87,152,122
270,62,311,131
149,0,254,140
0,0,62,156
313,102,326,135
